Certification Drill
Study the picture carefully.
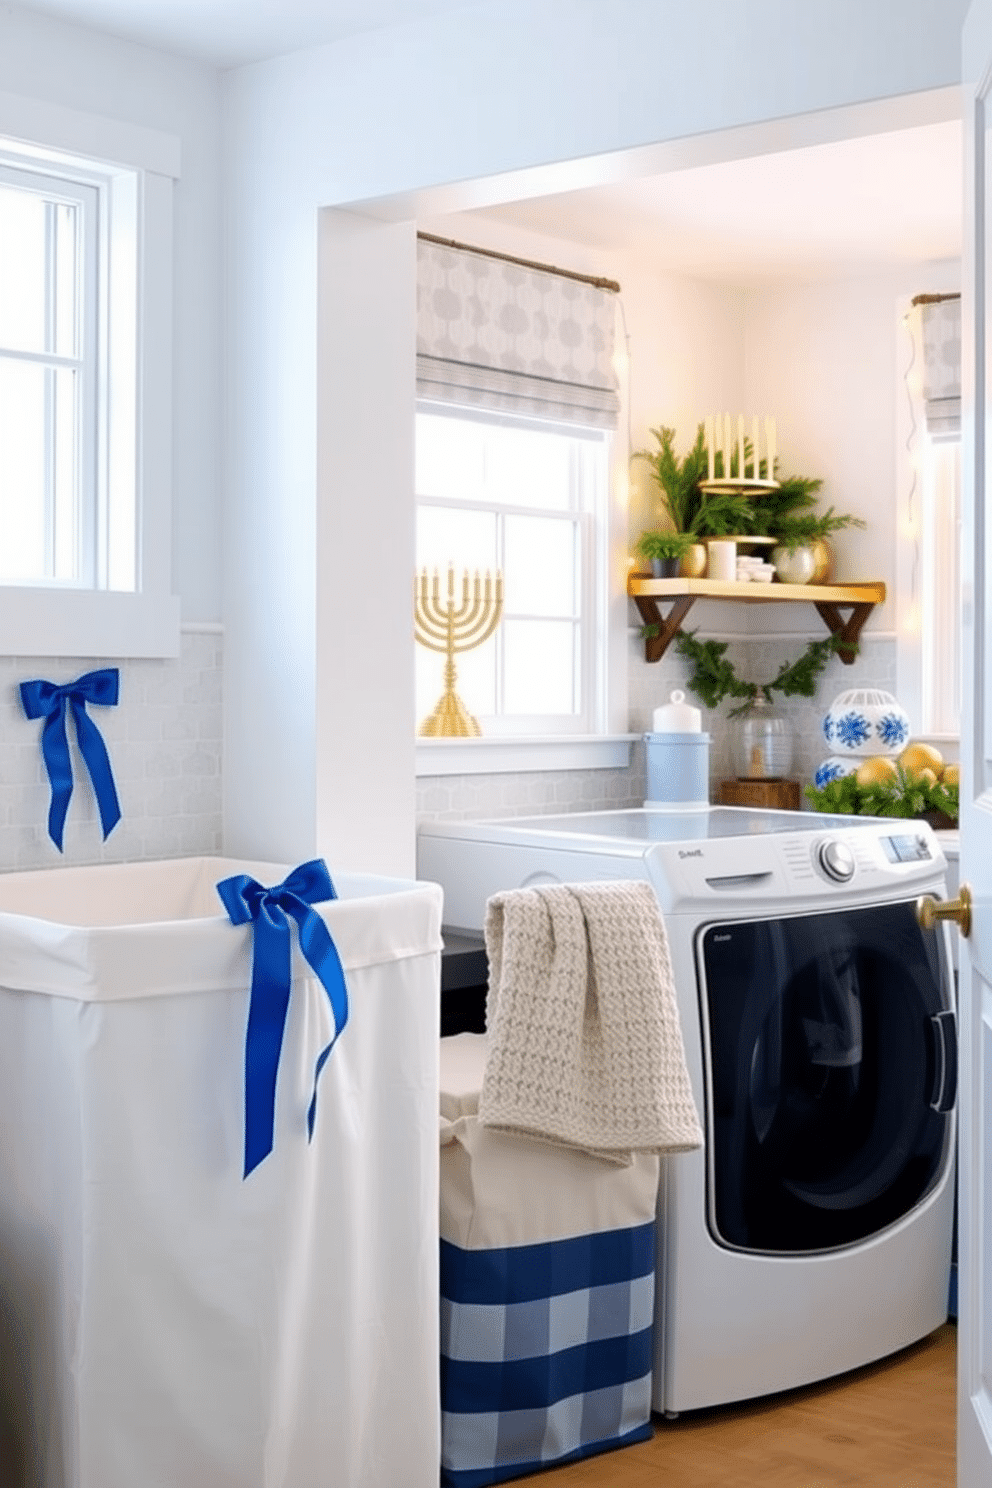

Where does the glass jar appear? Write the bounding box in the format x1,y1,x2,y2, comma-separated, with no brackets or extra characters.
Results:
771,544,817,585
732,689,794,780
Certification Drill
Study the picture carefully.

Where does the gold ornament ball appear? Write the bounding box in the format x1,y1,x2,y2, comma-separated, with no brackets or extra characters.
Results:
898,742,945,779
855,755,899,787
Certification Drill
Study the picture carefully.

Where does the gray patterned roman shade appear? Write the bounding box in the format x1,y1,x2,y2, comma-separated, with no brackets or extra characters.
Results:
919,295,961,438
416,237,620,428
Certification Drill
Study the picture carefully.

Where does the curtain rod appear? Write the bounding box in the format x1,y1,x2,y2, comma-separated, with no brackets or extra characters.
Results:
417,231,621,294
911,292,960,306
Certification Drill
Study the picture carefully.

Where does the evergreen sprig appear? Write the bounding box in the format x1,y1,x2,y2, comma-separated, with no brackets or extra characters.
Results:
805,766,959,824
633,424,709,533
673,629,847,712
747,475,823,536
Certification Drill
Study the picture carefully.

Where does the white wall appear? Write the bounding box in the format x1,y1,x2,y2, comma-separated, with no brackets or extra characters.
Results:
744,260,962,598
316,213,418,871
0,4,223,623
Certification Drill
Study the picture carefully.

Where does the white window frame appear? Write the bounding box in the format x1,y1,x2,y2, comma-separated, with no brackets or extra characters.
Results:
0,91,180,658
414,401,633,774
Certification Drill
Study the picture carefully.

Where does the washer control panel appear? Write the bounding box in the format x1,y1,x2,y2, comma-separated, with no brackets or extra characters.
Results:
816,838,856,882
880,831,934,865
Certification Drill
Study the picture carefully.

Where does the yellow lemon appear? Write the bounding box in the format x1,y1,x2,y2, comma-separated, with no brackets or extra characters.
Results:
898,742,945,779
855,756,899,787
943,762,960,787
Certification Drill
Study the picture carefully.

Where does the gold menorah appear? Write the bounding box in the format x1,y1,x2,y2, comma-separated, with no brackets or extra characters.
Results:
414,565,505,737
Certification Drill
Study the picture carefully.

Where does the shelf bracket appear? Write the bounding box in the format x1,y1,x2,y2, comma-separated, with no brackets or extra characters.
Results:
630,583,881,664
631,593,697,663
813,601,874,664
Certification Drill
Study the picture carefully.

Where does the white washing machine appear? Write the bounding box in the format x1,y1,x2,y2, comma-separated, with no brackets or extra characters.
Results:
417,806,956,1415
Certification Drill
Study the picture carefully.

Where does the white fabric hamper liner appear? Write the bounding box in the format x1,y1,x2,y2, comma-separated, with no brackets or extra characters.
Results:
0,856,443,1488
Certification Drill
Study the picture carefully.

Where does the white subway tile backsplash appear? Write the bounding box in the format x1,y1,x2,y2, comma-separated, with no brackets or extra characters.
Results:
416,636,900,827
0,631,223,871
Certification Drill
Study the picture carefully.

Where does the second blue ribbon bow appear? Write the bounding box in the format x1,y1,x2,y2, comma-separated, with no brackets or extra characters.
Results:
217,859,349,1178
20,668,122,852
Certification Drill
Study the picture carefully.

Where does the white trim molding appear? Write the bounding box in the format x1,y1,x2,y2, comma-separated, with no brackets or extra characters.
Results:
416,734,637,777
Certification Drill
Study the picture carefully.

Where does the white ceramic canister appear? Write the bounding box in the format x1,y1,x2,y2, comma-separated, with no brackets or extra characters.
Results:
652,689,702,733
707,540,737,582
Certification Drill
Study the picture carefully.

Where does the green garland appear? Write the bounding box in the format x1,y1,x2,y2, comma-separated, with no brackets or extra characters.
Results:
673,629,848,713
806,767,959,825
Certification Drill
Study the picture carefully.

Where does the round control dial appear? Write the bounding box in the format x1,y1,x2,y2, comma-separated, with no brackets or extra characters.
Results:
818,838,855,883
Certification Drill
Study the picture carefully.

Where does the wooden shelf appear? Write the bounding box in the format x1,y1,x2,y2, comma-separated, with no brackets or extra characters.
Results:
627,573,886,664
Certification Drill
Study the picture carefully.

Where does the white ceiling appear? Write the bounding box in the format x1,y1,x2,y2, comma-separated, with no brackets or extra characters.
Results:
5,0,964,284
464,119,963,287
6,0,482,68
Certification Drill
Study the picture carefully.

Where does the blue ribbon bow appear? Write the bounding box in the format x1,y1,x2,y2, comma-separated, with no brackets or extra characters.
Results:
20,668,122,852
216,859,349,1178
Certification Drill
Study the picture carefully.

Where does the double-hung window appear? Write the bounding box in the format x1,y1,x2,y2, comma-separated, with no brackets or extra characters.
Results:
416,407,609,734
0,95,180,657
414,234,622,748
898,293,961,740
0,161,99,586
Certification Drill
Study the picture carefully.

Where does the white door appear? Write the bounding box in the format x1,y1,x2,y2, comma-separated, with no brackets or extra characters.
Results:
960,4,992,1481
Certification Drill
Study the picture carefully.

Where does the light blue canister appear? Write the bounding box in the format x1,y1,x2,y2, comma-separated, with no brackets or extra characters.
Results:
644,690,710,806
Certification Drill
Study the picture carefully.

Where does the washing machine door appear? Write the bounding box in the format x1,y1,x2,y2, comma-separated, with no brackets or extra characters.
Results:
699,899,955,1255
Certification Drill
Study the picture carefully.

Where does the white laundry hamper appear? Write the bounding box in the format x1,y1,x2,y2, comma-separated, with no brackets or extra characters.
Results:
0,856,443,1488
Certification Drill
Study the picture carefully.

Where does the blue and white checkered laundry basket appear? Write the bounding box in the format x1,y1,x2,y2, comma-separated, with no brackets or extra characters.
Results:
439,1034,660,1487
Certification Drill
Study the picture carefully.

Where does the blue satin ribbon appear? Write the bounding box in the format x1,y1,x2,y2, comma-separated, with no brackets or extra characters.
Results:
216,859,349,1178
20,668,122,852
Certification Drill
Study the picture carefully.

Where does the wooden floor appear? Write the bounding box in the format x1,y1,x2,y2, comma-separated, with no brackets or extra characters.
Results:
540,1323,957,1488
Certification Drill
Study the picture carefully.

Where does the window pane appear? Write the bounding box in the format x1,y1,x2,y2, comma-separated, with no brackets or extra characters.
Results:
502,620,577,714
504,514,577,615
416,410,580,511
51,365,79,580
922,440,961,734
483,421,572,510
416,414,486,501
0,186,47,354
0,358,79,582
417,503,496,572
0,358,48,578
52,202,79,358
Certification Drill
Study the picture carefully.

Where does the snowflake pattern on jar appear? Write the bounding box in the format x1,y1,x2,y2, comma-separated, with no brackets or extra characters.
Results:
835,712,872,750
876,712,910,749
814,757,858,789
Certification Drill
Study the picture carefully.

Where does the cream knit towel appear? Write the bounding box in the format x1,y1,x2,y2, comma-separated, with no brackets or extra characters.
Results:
479,880,703,1163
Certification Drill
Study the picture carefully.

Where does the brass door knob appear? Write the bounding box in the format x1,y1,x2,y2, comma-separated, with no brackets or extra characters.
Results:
916,883,972,939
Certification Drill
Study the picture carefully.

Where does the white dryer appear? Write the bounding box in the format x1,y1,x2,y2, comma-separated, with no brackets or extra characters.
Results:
417,806,956,1414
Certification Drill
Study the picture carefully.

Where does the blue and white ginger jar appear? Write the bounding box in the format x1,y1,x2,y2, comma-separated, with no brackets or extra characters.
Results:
814,757,860,789
821,689,911,758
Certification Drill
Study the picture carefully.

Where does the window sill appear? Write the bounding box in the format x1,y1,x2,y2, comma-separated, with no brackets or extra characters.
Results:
0,588,181,659
416,734,637,777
